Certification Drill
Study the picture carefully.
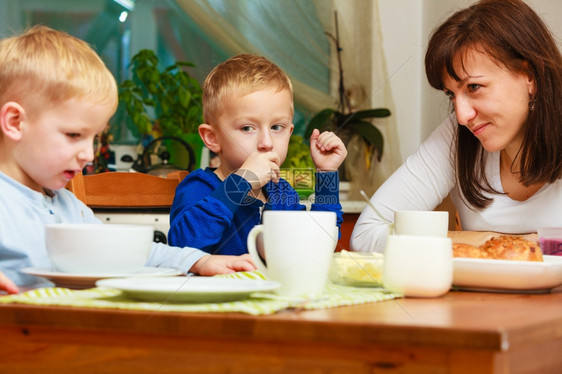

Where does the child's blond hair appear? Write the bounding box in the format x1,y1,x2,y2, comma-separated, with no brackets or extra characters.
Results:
0,25,117,119
202,54,293,124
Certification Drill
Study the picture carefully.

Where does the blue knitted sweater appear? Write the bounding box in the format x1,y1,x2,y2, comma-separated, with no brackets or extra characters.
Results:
168,168,343,255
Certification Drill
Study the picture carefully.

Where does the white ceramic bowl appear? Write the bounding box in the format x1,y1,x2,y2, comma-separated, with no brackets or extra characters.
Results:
328,250,384,287
45,224,153,274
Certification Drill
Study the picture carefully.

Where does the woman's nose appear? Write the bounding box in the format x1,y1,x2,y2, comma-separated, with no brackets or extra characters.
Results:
454,96,477,126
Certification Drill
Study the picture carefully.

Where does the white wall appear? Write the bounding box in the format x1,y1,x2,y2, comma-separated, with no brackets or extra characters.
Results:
378,0,562,162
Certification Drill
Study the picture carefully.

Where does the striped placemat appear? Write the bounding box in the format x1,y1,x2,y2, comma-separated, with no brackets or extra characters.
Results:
0,271,401,315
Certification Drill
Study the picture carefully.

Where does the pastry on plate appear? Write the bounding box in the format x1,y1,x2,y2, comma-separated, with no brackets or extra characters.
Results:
453,235,543,262
452,243,488,259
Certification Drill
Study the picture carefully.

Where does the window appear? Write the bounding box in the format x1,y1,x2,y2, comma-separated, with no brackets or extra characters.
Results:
0,0,330,143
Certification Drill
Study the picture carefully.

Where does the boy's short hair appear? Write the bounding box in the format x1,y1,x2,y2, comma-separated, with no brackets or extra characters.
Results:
202,54,293,124
0,25,117,118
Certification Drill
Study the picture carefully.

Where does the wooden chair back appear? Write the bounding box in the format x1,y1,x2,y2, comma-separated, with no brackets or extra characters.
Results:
165,170,189,183
67,171,186,209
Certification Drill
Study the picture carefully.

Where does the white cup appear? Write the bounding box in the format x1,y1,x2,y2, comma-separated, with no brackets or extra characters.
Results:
247,211,338,296
382,234,453,297
394,210,449,237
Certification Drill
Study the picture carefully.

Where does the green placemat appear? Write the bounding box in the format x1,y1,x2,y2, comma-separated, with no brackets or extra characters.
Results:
0,271,401,315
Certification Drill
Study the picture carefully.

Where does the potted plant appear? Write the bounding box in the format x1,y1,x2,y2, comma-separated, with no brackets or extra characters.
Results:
304,12,391,179
118,49,204,170
304,107,390,163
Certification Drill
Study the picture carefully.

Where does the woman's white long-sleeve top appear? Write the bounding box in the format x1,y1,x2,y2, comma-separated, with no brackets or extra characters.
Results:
350,113,562,253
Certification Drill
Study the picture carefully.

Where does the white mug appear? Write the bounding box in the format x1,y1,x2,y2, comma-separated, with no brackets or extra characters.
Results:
394,210,449,237
247,211,338,296
382,234,453,297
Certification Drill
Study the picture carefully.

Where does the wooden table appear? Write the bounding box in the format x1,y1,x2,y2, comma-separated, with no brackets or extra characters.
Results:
1,288,561,373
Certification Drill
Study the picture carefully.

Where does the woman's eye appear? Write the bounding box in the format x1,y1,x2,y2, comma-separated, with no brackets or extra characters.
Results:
241,126,254,132
271,124,284,131
66,133,81,139
467,83,481,92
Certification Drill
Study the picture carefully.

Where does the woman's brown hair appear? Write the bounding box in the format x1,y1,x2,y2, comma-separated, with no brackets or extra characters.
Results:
425,0,562,209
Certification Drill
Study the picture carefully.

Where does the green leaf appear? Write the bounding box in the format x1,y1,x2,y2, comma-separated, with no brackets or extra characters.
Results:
147,83,157,94
304,108,337,139
119,90,131,102
176,61,196,68
133,101,144,113
346,120,384,161
143,98,155,106
336,109,390,133
188,77,200,87
140,115,152,134
160,100,169,114
350,108,391,120
178,91,188,108
187,105,201,118
149,69,160,84
119,80,135,89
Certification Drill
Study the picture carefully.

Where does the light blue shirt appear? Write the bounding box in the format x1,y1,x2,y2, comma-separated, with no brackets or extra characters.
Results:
0,171,205,287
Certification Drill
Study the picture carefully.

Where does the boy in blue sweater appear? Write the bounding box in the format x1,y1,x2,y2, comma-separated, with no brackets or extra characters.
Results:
168,54,347,255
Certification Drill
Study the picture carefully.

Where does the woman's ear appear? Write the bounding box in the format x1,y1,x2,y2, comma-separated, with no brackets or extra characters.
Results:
525,73,536,97
0,102,25,141
198,124,221,154
528,80,536,97
522,62,536,96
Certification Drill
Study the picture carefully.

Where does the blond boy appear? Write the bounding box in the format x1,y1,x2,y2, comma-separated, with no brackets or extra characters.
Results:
0,26,254,294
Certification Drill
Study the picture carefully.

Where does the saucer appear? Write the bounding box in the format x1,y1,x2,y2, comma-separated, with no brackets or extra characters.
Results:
22,267,183,289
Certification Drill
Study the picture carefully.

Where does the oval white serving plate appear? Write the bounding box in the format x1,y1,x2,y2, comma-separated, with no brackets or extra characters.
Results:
96,276,280,303
453,255,562,292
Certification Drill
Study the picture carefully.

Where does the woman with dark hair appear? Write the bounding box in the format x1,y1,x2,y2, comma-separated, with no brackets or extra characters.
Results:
351,0,562,253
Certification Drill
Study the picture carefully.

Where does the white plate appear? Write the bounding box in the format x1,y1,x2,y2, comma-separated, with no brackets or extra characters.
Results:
96,276,281,303
453,255,562,292
22,267,182,289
